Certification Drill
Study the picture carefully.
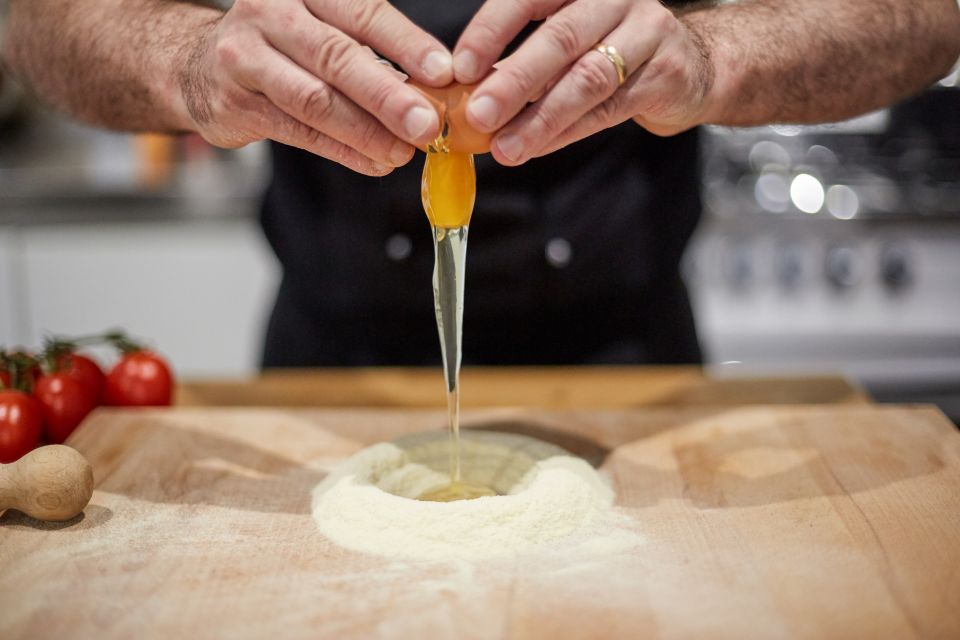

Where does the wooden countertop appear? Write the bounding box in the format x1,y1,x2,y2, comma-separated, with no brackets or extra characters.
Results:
2,404,957,638
176,366,870,408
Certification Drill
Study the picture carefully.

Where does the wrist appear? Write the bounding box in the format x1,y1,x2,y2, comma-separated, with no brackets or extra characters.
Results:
679,11,731,127
163,6,222,132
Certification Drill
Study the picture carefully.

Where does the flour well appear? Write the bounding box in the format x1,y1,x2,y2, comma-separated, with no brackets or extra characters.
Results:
311,431,619,560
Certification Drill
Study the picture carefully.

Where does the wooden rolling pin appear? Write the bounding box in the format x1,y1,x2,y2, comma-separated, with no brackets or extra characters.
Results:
0,445,94,521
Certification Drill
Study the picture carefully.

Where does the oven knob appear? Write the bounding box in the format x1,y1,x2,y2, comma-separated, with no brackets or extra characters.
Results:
776,244,804,289
724,243,753,289
879,244,912,290
825,246,859,289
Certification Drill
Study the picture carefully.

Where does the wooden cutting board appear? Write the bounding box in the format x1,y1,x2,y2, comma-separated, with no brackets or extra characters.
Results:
176,367,870,408
1,405,958,639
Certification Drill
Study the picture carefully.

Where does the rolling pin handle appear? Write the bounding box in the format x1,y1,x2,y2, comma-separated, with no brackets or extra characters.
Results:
0,445,94,522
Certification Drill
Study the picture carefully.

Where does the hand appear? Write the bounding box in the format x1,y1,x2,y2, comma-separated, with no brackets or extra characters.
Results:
452,0,714,166
175,0,454,176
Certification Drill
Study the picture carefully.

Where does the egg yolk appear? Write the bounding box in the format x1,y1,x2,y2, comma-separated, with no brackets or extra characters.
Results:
421,147,476,229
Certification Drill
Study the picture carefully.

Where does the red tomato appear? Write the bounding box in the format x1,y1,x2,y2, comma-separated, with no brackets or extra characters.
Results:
0,390,43,463
56,353,105,402
104,351,173,407
1,351,41,391
34,373,98,444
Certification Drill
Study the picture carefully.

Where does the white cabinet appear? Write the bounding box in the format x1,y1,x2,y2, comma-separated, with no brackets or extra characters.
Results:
0,229,23,344
1,217,280,376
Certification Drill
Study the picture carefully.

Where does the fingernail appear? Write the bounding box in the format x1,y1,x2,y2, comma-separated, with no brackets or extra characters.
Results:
389,139,413,166
468,95,500,129
454,49,479,80
403,105,438,141
496,133,523,162
422,50,452,81
372,162,393,175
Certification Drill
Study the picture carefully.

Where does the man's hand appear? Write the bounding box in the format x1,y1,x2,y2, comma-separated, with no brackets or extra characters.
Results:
177,0,454,175
452,0,960,167
452,0,712,166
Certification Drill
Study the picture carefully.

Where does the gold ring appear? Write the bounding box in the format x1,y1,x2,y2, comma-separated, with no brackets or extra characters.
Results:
594,43,627,86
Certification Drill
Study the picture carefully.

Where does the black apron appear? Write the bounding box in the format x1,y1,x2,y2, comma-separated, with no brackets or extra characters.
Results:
260,0,703,366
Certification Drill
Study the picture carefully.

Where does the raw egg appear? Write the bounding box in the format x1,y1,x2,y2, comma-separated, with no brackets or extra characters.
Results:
410,82,492,154
421,148,475,228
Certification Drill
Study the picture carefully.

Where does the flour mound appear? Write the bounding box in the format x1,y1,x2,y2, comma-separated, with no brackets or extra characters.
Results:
312,431,614,560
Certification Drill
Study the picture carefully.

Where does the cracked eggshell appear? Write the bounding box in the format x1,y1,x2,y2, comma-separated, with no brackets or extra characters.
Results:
410,81,492,154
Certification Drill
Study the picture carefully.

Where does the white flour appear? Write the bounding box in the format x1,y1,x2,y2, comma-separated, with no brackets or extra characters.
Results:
311,431,637,561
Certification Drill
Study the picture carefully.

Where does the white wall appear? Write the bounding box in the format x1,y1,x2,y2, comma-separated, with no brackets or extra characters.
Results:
0,229,21,343
0,218,280,376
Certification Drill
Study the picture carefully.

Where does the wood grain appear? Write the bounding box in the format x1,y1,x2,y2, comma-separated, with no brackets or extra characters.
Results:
1,405,957,639
176,367,870,408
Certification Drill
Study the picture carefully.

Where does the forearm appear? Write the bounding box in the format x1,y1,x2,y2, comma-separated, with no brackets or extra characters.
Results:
1,0,221,132
682,0,960,126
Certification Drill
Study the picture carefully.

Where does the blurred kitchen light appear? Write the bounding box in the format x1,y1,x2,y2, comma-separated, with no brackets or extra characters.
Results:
748,141,791,172
790,174,825,214
806,145,838,167
754,173,790,213
826,185,859,220
939,59,960,87
770,124,804,137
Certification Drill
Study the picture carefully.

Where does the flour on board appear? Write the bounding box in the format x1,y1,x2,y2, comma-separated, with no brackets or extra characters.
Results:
311,431,634,561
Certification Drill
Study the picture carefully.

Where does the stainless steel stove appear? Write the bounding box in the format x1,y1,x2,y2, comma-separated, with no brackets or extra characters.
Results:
686,80,960,421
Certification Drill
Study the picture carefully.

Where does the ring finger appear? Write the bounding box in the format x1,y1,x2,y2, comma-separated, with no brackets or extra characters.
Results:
490,14,659,165
462,0,632,133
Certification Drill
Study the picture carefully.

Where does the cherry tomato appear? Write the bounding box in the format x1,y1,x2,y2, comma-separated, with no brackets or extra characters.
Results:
56,353,105,402
104,351,173,407
0,390,43,463
34,373,98,444
1,351,41,391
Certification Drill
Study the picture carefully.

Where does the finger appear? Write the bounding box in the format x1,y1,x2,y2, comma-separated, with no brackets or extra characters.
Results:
484,50,558,100
490,12,661,164
462,0,631,132
533,50,665,159
307,0,453,85
234,43,414,167
532,88,635,159
453,0,567,84
361,46,410,81
260,6,442,146
244,92,393,176
533,9,697,155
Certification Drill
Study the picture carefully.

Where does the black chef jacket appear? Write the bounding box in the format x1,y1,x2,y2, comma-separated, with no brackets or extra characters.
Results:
260,0,703,367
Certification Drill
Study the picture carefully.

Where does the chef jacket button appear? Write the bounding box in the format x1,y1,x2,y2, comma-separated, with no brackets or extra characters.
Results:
385,233,413,262
545,237,572,268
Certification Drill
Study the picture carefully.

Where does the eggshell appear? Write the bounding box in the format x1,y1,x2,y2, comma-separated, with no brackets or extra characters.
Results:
410,81,492,154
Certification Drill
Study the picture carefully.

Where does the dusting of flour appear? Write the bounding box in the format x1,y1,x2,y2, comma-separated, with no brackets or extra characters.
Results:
311,431,638,561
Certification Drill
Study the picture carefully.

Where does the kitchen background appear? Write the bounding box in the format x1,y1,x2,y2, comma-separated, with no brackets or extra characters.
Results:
1,56,958,421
